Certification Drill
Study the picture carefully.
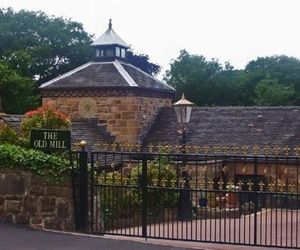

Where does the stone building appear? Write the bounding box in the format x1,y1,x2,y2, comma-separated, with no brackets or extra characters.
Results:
1,20,300,154
39,20,175,143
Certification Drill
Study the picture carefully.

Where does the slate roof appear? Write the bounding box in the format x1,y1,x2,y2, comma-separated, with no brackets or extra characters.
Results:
0,115,114,152
39,61,174,93
91,20,128,48
143,106,300,154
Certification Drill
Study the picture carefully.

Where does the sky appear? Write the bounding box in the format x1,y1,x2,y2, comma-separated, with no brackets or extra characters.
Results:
2,0,300,78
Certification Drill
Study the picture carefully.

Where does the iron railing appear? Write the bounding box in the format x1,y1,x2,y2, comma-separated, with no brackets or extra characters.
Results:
84,150,300,248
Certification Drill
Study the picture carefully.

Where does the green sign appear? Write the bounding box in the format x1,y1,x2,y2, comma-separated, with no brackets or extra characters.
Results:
30,129,71,151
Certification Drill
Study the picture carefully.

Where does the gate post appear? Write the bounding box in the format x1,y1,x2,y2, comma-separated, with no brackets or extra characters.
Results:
78,141,89,233
253,156,258,245
141,154,148,238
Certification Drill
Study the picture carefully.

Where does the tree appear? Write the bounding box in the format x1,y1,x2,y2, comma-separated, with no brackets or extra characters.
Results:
245,55,300,105
0,61,37,114
127,49,161,76
254,79,295,106
165,50,223,106
0,8,94,84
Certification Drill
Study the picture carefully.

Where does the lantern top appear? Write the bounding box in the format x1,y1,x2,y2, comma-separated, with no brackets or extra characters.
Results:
173,93,194,106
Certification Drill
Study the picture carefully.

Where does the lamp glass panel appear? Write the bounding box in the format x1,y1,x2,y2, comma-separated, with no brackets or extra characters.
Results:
185,106,192,123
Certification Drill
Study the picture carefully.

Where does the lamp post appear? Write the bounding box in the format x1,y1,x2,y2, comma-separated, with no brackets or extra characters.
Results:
173,93,194,220
173,93,194,152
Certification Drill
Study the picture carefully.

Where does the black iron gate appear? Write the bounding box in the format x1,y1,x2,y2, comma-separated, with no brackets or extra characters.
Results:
78,149,300,248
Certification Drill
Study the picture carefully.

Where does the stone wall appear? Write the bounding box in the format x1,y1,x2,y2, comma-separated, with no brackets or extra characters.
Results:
43,96,172,143
0,169,74,231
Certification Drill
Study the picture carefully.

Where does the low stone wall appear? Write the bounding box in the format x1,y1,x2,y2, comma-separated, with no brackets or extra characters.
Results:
0,168,74,231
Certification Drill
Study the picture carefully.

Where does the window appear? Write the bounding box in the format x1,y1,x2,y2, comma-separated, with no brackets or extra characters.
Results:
121,48,126,58
115,47,120,57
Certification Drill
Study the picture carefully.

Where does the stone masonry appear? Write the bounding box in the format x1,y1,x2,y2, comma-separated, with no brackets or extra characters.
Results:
0,169,74,231
43,96,172,143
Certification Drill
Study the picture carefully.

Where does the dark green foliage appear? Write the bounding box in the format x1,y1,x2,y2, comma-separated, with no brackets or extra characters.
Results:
0,143,70,183
0,8,93,84
0,61,38,114
98,156,179,228
127,49,161,76
166,51,300,106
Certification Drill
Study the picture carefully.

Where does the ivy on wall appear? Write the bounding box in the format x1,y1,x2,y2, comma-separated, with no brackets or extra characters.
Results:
0,143,70,183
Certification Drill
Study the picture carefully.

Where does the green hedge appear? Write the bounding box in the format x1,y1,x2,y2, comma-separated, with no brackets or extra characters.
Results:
0,143,70,183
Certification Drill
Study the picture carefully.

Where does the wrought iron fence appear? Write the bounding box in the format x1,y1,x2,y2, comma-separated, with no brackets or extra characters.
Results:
85,148,300,248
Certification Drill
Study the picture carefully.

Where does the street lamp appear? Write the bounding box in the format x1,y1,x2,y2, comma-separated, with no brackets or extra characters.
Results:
173,93,194,150
173,93,194,221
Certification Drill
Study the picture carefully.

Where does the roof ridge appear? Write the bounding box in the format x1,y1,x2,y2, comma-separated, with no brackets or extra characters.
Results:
120,61,175,91
113,60,138,87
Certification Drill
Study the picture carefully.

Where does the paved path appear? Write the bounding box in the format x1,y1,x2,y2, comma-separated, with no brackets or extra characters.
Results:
0,220,193,250
0,220,289,250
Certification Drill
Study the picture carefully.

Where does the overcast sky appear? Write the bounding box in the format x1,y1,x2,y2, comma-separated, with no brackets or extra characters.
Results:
2,0,300,78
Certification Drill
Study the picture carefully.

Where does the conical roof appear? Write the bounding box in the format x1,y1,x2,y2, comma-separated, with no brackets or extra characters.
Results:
91,19,129,48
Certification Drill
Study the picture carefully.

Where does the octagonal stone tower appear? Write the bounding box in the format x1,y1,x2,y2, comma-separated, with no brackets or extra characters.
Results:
39,20,175,143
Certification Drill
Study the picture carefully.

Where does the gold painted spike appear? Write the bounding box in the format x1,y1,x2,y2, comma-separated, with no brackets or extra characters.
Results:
193,145,201,154
185,145,192,153
263,145,270,156
190,180,196,189
170,179,176,188
242,166,248,175
179,179,185,188
218,180,224,190
213,145,220,154
98,176,104,184
242,145,249,155
268,182,275,192
167,145,174,153
152,178,158,187
208,180,214,189
232,146,239,155
283,168,288,176
258,181,265,191
284,146,291,157
119,142,125,151
227,180,234,191
148,144,154,153
278,182,285,192
294,146,300,156
222,146,229,155
253,145,260,156
247,180,254,191
263,167,268,175
111,142,117,151
237,180,243,190
136,143,142,152
175,145,181,153
199,179,205,189
105,142,110,151
288,184,296,193
161,178,167,187
127,143,133,152
273,145,281,156
203,145,210,154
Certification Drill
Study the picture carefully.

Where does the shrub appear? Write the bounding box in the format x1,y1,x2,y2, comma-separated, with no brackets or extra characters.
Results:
0,123,19,144
22,105,70,137
0,143,70,183
98,156,179,228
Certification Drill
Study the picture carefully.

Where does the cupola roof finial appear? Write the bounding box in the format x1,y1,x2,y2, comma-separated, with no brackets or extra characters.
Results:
109,19,112,29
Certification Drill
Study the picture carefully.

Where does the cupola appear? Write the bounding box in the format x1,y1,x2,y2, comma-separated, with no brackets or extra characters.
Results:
91,19,129,61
